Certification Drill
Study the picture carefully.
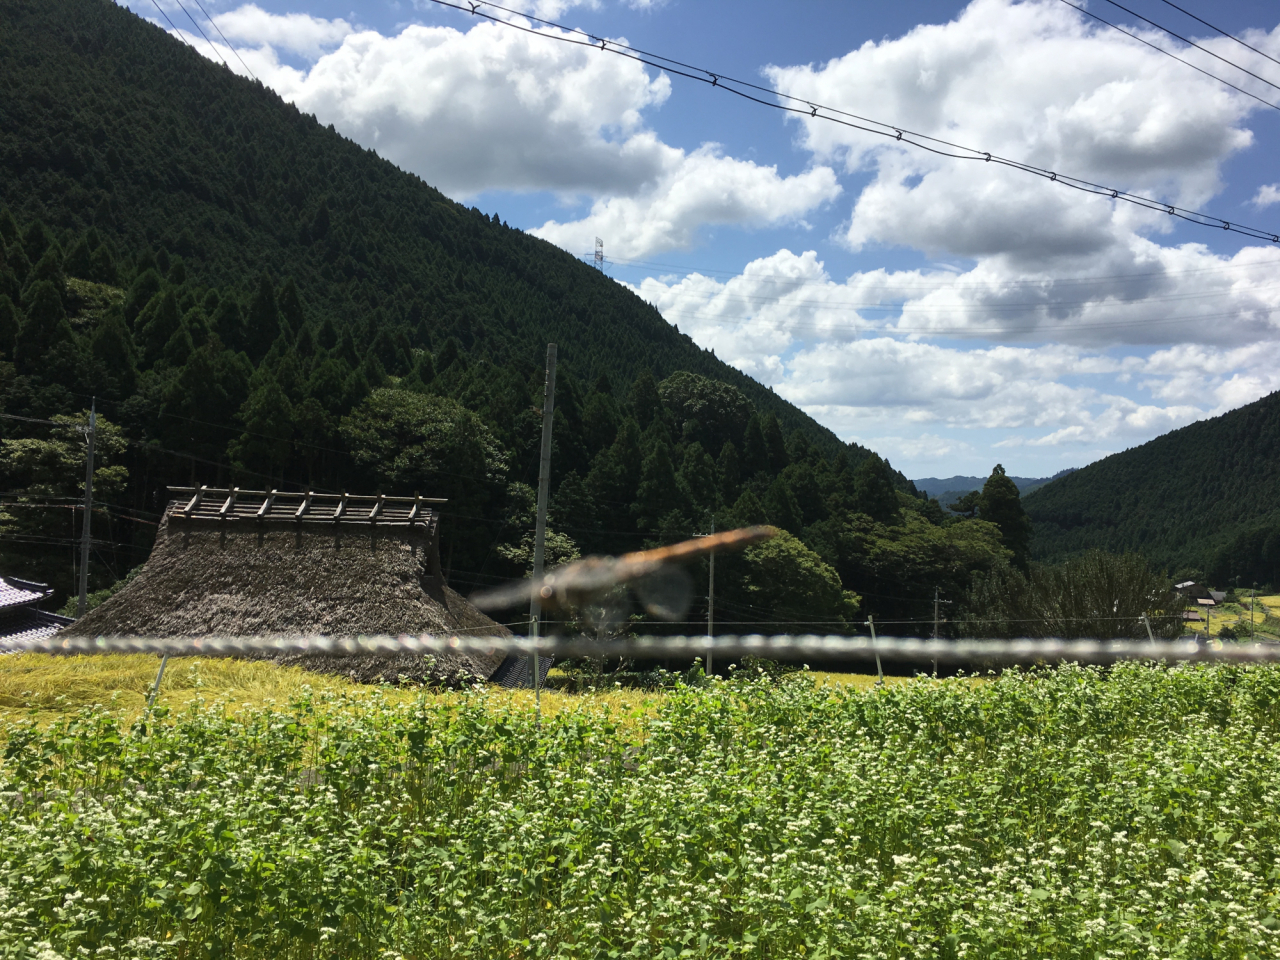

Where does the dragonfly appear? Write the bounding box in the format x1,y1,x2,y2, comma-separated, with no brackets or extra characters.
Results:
472,525,777,623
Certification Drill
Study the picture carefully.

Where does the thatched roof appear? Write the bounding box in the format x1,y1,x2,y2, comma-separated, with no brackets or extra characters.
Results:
63,494,512,684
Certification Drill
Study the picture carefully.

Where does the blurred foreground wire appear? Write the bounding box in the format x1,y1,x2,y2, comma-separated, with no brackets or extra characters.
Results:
10,632,1280,666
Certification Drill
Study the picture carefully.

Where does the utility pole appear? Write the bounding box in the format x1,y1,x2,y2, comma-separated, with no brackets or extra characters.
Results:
594,238,604,271
707,515,715,678
1253,582,1258,641
931,587,940,677
76,400,96,617
528,344,557,718
868,615,883,687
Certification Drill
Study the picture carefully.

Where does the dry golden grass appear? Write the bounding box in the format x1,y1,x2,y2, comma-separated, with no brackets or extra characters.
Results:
0,654,914,730
0,654,670,727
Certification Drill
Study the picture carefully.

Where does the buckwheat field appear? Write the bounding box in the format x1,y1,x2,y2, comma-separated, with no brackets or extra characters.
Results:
3,660,1279,958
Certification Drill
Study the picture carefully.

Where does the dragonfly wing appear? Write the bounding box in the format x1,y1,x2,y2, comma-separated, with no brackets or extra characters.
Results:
470,579,537,612
632,565,693,622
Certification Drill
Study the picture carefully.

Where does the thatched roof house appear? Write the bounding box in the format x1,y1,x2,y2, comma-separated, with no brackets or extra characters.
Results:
63,486,514,683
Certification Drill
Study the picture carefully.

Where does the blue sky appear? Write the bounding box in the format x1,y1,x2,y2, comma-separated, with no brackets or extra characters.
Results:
128,0,1280,480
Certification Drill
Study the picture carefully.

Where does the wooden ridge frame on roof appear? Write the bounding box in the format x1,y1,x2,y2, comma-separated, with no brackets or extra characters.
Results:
167,486,447,525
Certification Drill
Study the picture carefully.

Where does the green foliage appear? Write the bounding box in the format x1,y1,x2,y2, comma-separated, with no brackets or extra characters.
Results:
0,412,128,593
1025,390,1280,568
658,370,752,452
811,513,1010,625
6,664,1280,955
724,530,860,632
979,463,1033,570
1208,523,1280,590
853,453,901,524
340,388,506,495
0,294,18,359
958,550,1185,639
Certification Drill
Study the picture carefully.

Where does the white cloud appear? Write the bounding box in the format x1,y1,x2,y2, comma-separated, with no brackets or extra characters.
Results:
165,11,841,255
253,19,674,198
529,148,841,258
1253,184,1280,209
211,4,353,58
775,336,1280,450
630,245,1280,359
633,248,1280,464
766,0,1260,264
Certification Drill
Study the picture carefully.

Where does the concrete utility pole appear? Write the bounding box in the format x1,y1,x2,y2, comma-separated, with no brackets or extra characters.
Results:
528,344,557,716
868,615,883,687
932,587,940,677
76,400,96,618
707,516,715,677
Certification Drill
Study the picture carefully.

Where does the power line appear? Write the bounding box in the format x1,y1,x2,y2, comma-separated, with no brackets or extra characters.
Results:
147,0,193,48
1155,0,1280,72
171,0,232,72
1056,0,1280,113
424,0,1280,244
189,0,260,82
627,277,1280,314
654,301,1279,339
1095,0,1280,95
596,253,1280,290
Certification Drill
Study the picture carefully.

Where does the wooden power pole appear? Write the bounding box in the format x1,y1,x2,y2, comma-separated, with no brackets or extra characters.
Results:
76,400,96,617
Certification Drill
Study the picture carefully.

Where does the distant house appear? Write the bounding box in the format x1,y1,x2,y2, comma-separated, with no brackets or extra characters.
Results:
0,577,73,648
62,486,519,684
1176,582,1228,604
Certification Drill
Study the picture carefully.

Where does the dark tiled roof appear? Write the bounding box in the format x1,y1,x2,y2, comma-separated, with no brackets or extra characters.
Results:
0,608,73,648
0,576,51,611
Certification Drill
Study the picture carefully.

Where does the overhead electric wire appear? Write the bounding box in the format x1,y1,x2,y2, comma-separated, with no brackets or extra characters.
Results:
147,0,193,48
594,253,1280,289
1095,0,1280,94
656,302,1278,338
189,0,260,81
1155,0,1280,72
171,0,232,72
1056,0,1280,113
424,0,1280,244
620,277,1280,313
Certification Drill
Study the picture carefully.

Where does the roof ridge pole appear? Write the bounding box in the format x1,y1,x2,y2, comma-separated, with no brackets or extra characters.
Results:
76,399,96,618
529,343,557,719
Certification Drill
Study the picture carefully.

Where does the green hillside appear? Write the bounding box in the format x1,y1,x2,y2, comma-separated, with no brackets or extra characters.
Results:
1025,390,1280,576
0,0,851,458
0,0,1038,631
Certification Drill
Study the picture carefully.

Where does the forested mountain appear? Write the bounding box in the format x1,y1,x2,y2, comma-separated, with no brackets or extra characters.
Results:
0,0,858,459
0,0,1034,633
1025,390,1280,580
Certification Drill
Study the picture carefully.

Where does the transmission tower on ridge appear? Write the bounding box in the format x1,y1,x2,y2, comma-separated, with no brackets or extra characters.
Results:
594,237,604,271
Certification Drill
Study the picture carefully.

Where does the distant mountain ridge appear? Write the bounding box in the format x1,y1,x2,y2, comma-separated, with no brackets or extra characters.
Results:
914,471,1073,503
1023,391,1280,570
